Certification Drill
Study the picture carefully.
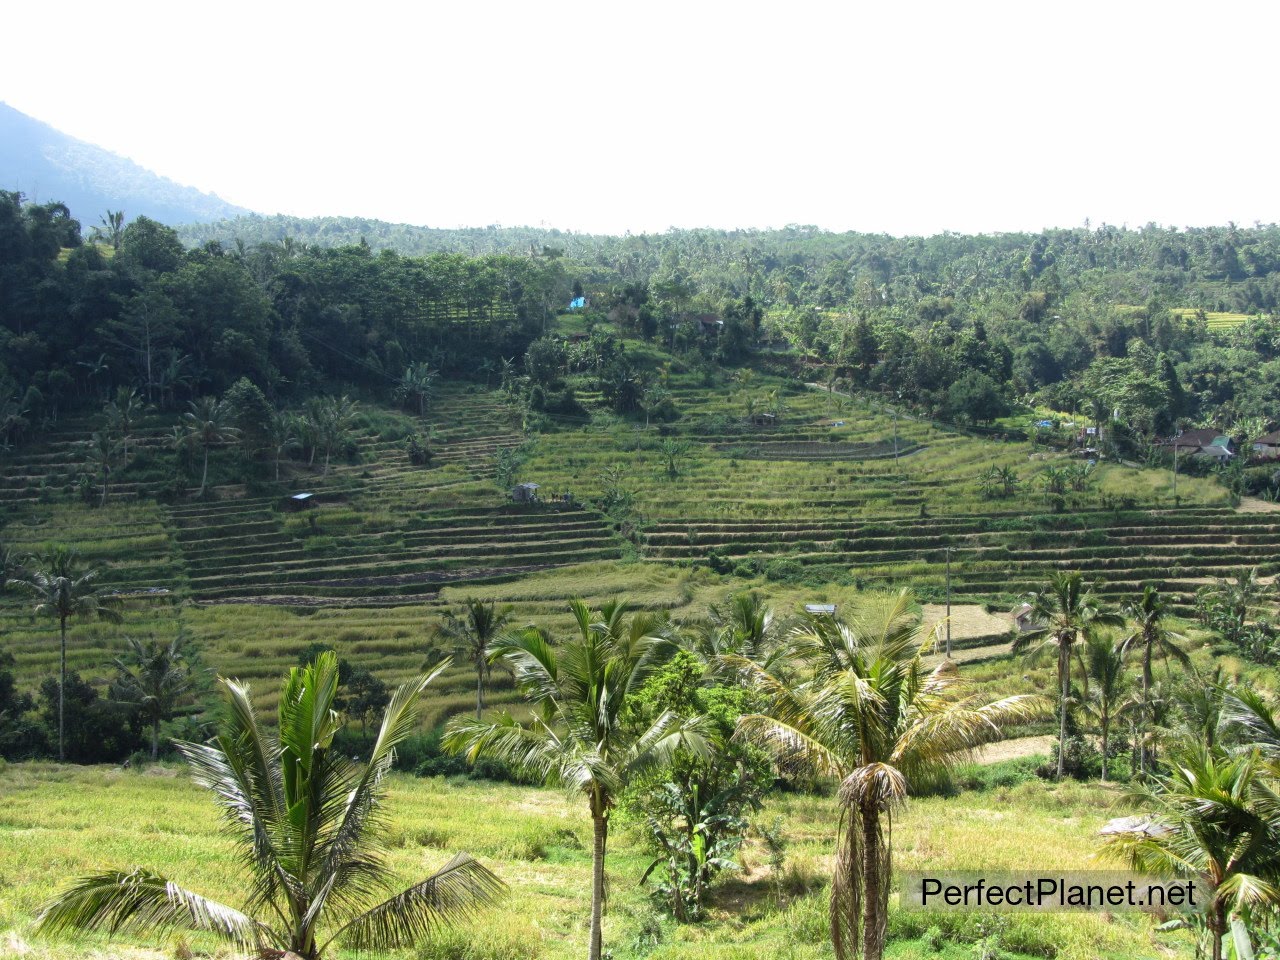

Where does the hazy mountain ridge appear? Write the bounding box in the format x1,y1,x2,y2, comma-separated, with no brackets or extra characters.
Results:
0,102,250,225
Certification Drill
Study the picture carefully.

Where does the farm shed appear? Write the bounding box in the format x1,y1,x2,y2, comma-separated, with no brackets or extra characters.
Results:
1158,428,1234,460
1098,815,1171,838
696,313,724,335
751,412,777,427
1011,602,1038,632
804,603,837,616
281,492,316,512
511,482,540,503
1252,429,1280,459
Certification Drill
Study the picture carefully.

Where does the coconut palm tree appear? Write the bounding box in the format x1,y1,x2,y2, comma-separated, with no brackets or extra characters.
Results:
395,362,437,417
38,652,504,958
12,547,121,761
735,591,1044,960
696,591,786,671
83,430,121,507
104,386,146,460
182,397,240,496
110,634,198,761
307,395,360,475
436,598,513,719
1014,571,1123,779
1121,585,1190,776
443,600,708,960
1101,744,1280,960
267,409,300,482
1081,633,1130,782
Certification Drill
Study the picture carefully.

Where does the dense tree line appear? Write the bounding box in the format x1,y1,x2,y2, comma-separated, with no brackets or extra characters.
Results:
0,192,571,430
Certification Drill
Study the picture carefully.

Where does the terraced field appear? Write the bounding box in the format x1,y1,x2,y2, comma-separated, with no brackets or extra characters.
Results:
0,369,1271,726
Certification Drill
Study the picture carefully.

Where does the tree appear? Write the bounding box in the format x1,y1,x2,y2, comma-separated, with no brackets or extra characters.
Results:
266,409,300,482
38,653,504,957
12,547,121,761
395,362,437,417
1013,572,1122,780
110,634,198,761
1101,745,1280,960
1081,633,1129,782
1197,568,1274,649
92,210,126,251
181,396,240,496
735,591,1043,960
945,370,1009,423
103,386,146,461
344,668,391,738
82,430,121,507
444,600,707,960
659,438,691,479
436,598,514,719
1121,585,1190,776
224,377,273,455
307,395,359,475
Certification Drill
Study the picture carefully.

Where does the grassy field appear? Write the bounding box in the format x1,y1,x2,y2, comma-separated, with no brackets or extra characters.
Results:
1170,308,1256,330
0,762,1195,960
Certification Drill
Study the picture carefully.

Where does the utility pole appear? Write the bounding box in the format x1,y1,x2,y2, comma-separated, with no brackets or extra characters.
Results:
1172,438,1179,503
893,407,899,466
945,546,952,659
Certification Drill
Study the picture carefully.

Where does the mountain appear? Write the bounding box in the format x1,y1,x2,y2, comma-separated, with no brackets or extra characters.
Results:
0,102,251,225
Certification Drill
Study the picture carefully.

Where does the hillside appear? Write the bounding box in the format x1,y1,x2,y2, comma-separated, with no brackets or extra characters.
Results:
0,103,250,224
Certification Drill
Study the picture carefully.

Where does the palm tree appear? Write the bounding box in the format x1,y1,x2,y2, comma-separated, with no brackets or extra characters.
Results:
443,600,707,960
697,591,786,670
1081,633,1130,782
111,635,197,761
267,409,300,482
38,652,504,957
308,395,359,475
182,397,240,496
1121,585,1190,776
395,362,437,417
1101,745,1280,960
1014,571,1122,779
12,547,121,761
104,386,146,460
1197,567,1274,648
83,430,120,507
436,598,513,719
735,592,1044,960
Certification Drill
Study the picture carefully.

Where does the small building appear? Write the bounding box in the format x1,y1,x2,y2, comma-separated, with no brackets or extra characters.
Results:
695,313,724,336
1098,815,1171,839
511,482,540,503
751,412,777,427
804,603,837,616
1157,428,1234,460
1011,602,1038,633
1253,429,1280,460
281,492,316,512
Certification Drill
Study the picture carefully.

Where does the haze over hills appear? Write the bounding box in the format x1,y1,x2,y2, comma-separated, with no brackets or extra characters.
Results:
0,102,250,226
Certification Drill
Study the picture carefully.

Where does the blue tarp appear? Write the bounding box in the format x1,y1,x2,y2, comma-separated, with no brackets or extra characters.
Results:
569,297,586,310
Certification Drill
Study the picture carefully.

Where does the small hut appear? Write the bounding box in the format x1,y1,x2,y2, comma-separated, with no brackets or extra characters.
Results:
511,482,540,503
1011,602,1038,632
804,603,837,616
751,412,778,427
281,492,316,513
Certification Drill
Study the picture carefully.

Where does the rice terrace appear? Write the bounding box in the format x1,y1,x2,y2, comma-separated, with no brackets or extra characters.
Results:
5,24,1280,959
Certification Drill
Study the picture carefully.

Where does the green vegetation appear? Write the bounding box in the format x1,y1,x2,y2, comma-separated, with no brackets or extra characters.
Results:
4,196,1280,960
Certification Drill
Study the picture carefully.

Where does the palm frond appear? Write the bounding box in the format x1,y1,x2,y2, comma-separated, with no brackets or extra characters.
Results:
36,868,271,948
326,852,505,952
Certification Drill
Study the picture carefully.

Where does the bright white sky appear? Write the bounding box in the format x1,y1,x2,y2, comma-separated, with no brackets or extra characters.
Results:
3,0,1277,235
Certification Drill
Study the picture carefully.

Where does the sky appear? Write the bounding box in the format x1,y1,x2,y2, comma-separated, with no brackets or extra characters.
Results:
3,0,1277,236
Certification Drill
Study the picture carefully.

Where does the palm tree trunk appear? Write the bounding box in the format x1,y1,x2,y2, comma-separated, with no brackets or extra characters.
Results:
1100,714,1109,783
59,616,67,762
152,717,160,761
476,669,484,720
1141,640,1153,777
861,802,888,960
1210,901,1226,960
1057,640,1070,780
200,444,209,495
589,812,608,960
